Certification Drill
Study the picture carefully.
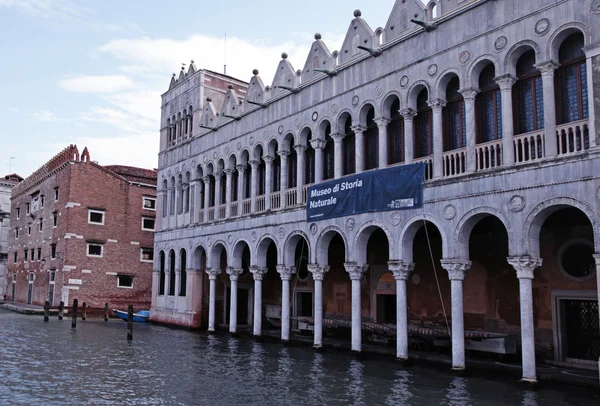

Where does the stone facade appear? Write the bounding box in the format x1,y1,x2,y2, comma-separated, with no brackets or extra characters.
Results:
0,174,21,298
153,0,600,382
7,146,157,311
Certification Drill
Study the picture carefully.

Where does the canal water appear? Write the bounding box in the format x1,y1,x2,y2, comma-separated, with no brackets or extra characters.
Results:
0,311,598,406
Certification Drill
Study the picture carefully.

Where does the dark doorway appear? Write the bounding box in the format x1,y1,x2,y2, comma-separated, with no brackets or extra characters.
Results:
564,299,600,361
377,294,396,324
296,291,313,317
226,287,250,325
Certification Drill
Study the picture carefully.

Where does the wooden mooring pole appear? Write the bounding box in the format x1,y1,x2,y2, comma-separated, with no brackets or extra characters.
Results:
71,299,78,329
127,304,133,340
43,301,49,322
58,301,64,320
82,302,87,321
104,303,109,321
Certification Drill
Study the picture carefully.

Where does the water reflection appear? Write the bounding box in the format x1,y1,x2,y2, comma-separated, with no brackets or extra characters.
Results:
446,377,471,406
347,360,366,406
386,369,413,405
522,390,539,406
308,353,326,405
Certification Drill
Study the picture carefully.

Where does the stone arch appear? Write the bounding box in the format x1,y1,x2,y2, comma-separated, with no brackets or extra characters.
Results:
216,158,225,172
547,22,591,63
231,238,252,269
435,68,462,100
227,153,238,170
316,118,332,140
381,91,402,119
523,197,600,258
353,220,395,265
252,143,265,160
504,40,541,77
315,225,349,265
205,162,214,175
239,149,250,165
283,132,295,152
406,80,432,110
336,109,354,133
209,241,227,270
192,243,207,269
400,214,449,262
283,230,311,267
468,54,500,89
298,125,313,145
358,101,378,126
454,206,516,260
255,234,279,267
267,137,279,157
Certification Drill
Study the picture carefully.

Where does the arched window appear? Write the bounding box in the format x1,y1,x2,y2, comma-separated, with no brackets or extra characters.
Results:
388,99,404,164
258,159,266,195
169,178,176,215
244,166,251,199
199,179,205,209
162,180,168,217
168,252,176,296
514,50,544,135
288,147,297,188
557,33,588,124
273,154,281,192
323,125,335,180
209,175,216,207
219,173,226,205
364,108,378,170
476,64,502,143
179,250,187,297
443,77,466,151
305,138,315,185
159,252,165,295
231,169,239,201
415,90,433,158
166,119,171,146
343,117,356,175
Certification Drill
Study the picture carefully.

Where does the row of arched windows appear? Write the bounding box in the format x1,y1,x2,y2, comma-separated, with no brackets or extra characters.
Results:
158,250,187,297
167,106,194,147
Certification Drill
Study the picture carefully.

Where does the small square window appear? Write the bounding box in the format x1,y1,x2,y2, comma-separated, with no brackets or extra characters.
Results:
50,271,56,282
87,243,103,257
88,209,105,225
26,203,30,215
41,196,45,208
27,225,31,236
117,274,134,288
15,229,19,239
140,247,154,262
39,219,43,231
54,188,59,202
13,252,17,263
51,244,56,259
142,217,155,231
53,213,58,228
16,208,20,219
30,250,34,261
24,249,28,261
143,197,157,211
37,248,41,261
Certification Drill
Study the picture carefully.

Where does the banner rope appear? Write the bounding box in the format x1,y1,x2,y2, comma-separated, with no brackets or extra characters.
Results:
423,220,451,337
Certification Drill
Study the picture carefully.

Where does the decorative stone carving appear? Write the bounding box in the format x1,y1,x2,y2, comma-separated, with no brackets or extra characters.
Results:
250,266,268,281
391,211,401,226
400,75,409,88
534,18,550,36
494,36,508,52
224,147,229,155
308,264,329,281
277,265,295,281
352,95,360,107
226,267,243,281
388,261,414,281
375,86,384,98
346,218,355,231
427,64,438,77
312,111,319,121
344,262,368,280
509,195,525,212
294,118,301,128
310,223,318,235
593,0,600,14
444,204,457,220
228,235,233,244
212,151,217,159
459,50,471,65
507,257,543,279
203,156,207,163
278,125,284,134
440,259,471,281
207,237,212,246
205,268,221,280
278,227,285,239
331,103,338,115
237,142,242,150
251,231,257,242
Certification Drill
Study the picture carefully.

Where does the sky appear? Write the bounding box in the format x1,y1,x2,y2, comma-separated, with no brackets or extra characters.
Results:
0,0,419,178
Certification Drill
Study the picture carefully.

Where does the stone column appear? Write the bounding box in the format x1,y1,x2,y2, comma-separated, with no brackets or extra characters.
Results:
389,261,414,360
440,259,472,371
226,267,243,334
583,48,598,148
214,171,223,210
295,145,306,202
351,125,366,173
507,256,543,383
460,88,479,173
170,124,176,146
310,139,326,184
206,268,221,332
249,160,259,212
429,99,446,178
277,265,296,342
278,151,290,192
176,184,183,214
203,176,211,221
332,133,345,178
400,109,416,164
251,266,268,337
187,114,192,135
224,169,233,218
536,61,559,157
374,117,390,168
308,264,329,348
345,262,368,352
236,164,246,207
593,254,600,384
263,156,274,211
495,74,517,166
151,269,160,306
190,179,199,222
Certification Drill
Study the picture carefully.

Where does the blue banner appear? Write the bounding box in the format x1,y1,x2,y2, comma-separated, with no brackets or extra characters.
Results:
306,163,425,221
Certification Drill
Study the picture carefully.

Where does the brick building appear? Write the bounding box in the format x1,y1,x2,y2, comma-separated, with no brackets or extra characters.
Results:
7,145,157,311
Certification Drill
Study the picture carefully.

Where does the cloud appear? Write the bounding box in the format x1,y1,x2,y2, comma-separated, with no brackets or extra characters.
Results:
0,0,86,21
30,110,70,123
76,133,159,170
59,75,135,93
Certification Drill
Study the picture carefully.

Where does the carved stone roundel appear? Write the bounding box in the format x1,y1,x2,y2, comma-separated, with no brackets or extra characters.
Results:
237,142,242,151
509,195,526,212
596,186,600,202
459,51,471,65
207,237,212,247
494,36,508,52
228,235,233,244
593,0,600,14
224,147,229,155
310,223,318,235
294,118,301,129
312,112,319,122
249,137,255,145
444,204,457,220
278,125,284,135
427,64,438,77
391,211,401,226
346,218,355,231
534,18,550,36
352,95,360,107
400,75,409,88
278,227,285,239
213,151,218,159
203,156,207,163
375,86,384,99
251,231,257,242
331,103,338,115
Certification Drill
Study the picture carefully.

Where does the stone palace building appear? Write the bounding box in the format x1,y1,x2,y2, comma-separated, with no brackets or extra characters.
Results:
152,0,600,383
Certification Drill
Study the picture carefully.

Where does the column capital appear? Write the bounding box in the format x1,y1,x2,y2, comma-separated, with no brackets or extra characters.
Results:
276,265,295,281
344,262,368,280
263,155,275,164
459,87,479,101
182,182,189,189
494,74,517,90
224,168,234,177
592,253,600,267
235,164,247,173
214,170,224,179
152,269,160,275
248,159,260,168
250,266,268,281
331,132,346,143
507,256,543,279
226,267,244,281
205,267,221,280
535,60,560,76
202,176,211,184
308,264,330,281
310,139,327,150
427,98,446,110
277,150,291,158
350,125,367,135
440,259,472,281
373,117,391,127
293,144,307,153
399,108,416,119
387,261,414,281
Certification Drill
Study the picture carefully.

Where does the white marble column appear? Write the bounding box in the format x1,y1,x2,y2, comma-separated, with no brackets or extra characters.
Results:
278,151,290,192
331,133,345,178
374,117,390,168
389,261,414,360
429,99,445,178
583,48,598,148
440,259,472,371
203,176,211,221
308,264,329,348
206,268,221,332
593,254,600,384
295,145,306,202
507,256,542,383
460,88,478,173
224,169,233,218
495,74,517,166
277,265,296,342
537,61,559,157
151,269,160,307
227,267,243,334
351,125,366,173
170,124,176,146
345,262,368,352
310,139,326,184
236,164,246,206
214,171,223,210
249,160,259,212
264,156,274,211
251,266,268,337
400,109,416,164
